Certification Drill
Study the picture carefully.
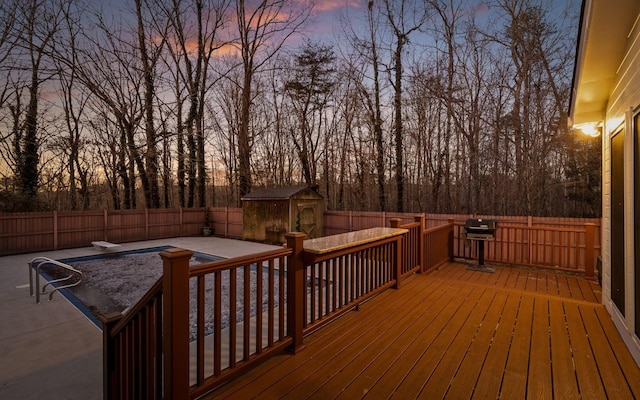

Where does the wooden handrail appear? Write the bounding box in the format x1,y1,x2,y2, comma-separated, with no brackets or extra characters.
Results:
102,213,598,398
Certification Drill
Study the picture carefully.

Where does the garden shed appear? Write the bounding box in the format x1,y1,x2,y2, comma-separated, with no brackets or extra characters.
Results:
241,186,324,244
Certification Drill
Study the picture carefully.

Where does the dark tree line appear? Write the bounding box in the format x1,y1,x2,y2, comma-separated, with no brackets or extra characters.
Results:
0,0,598,217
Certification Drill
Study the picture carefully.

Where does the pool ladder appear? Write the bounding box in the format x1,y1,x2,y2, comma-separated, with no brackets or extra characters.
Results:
29,257,83,303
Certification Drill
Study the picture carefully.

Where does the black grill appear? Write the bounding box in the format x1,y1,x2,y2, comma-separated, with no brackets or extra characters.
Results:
464,218,498,271
464,218,498,240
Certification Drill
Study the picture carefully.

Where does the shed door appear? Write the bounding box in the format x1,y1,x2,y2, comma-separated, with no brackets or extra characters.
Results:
611,129,625,316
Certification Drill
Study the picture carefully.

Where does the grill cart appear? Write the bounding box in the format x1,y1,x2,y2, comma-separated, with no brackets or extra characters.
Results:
464,218,498,273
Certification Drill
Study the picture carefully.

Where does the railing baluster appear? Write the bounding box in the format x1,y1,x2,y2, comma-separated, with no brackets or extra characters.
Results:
256,260,263,355
196,275,205,385
279,255,285,341
268,259,274,347
243,264,251,361
229,268,237,368
214,271,222,376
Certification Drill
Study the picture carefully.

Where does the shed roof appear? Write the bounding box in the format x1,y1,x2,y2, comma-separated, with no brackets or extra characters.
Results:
241,186,320,201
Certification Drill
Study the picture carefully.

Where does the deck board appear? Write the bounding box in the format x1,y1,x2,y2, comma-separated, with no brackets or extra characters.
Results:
366,285,482,398
593,306,640,398
580,306,636,400
549,299,581,400
327,286,456,398
499,294,533,399
470,290,520,399
207,262,640,400
527,297,553,399
564,301,607,399
393,288,492,399
437,291,508,399
333,284,466,400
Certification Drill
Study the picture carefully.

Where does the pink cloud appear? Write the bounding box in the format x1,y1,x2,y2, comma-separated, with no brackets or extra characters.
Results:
313,0,361,12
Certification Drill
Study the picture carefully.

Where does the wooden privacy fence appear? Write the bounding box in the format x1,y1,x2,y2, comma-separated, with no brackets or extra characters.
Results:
102,228,411,399
2,209,599,276
0,208,242,256
451,221,598,277
327,211,599,278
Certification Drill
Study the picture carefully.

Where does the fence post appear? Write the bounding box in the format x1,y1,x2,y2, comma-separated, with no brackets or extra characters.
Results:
447,218,455,261
285,232,306,354
103,209,108,241
415,215,425,272
179,207,183,237
53,210,58,250
389,218,401,228
160,248,193,398
225,207,229,237
145,208,149,239
100,312,123,400
527,215,533,264
585,223,596,279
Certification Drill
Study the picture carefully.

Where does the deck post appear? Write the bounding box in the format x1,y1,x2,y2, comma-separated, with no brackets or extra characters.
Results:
286,232,307,354
389,218,405,287
394,235,403,289
160,248,193,398
100,312,123,400
585,223,596,279
415,215,425,273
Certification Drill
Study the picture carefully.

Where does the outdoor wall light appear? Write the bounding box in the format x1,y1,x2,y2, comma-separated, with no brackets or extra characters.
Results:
574,122,602,137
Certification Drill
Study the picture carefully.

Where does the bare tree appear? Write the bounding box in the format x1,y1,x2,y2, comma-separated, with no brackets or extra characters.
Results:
381,0,429,212
164,0,230,207
493,0,575,215
1,0,61,204
134,0,169,208
365,0,387,211
339,0,389,211
234,0,312,199
54,0,168,209
49,0,93,210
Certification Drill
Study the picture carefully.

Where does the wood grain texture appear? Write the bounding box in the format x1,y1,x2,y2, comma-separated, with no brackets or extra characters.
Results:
207,262,638,400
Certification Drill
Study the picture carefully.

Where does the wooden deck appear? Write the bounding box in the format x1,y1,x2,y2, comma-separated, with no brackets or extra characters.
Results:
206,261,640,400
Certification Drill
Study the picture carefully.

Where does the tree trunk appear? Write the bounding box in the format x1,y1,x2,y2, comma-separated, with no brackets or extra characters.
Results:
393,37,405,212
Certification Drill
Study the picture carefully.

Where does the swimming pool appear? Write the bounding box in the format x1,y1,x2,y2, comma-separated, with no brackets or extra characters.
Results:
37,246,283,341
38,246,222,328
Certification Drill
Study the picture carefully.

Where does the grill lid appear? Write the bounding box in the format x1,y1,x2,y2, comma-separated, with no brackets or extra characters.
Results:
464,218,498,232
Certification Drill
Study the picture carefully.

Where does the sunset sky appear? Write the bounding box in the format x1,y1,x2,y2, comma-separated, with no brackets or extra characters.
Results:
92,0,578,53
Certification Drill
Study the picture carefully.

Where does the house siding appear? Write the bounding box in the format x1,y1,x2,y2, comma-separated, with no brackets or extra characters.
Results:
602,14,640,366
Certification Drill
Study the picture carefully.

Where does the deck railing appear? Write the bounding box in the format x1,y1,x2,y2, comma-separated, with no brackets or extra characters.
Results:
101,247,293,400
389,216,455,275
423,220,455,273
390,217,423,278
101,280,164,400
101,214,598,398
101,229,408,399
300,231,404,336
